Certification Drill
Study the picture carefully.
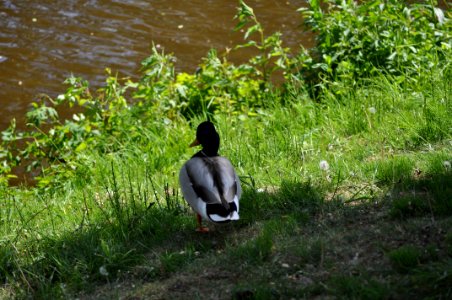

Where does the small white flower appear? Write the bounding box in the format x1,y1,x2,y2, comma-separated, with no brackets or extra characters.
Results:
99,265,109,277
319,160,330,171
444,161,451,171
368,107,377,114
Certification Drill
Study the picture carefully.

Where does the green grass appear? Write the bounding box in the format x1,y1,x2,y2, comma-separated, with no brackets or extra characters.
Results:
1,1,451,297
387,245,422,273
1,56,451,300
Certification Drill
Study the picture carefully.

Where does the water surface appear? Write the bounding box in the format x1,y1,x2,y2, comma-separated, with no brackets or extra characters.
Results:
0,0,309,130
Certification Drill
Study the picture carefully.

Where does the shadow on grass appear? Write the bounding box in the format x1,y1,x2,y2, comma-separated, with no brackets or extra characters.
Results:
239,180,332,224
1,207,192,298
2,161,450,299
1,179,329,298
387,169,452,219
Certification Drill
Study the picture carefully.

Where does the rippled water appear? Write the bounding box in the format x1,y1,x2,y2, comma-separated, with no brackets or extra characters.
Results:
0,0,310,130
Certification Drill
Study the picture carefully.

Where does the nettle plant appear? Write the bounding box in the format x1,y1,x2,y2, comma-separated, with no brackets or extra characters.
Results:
234,0,295,82
0,72,138,188
298,0,451,94
133,0,294,119
0,1,296,186
133,46,266,119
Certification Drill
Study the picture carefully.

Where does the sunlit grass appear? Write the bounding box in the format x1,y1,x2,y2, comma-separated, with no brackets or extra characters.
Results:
1,68,451,298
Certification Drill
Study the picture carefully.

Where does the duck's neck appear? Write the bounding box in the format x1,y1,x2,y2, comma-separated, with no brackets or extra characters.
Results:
194,148,219,158
195,129,220,157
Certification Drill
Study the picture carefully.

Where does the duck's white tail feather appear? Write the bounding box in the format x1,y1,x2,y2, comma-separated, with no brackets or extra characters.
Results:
208,211,240,223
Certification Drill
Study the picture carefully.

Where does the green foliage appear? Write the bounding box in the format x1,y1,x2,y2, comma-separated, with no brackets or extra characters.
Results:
232,285,279,300
409,260,452,299
130,1,292,119
446,232,452,256
230,223,274,264
298,0,451,96
375,156,413,184
390,196,429,219
415,104,452,145
235,0,294,82
388,152,452,218
159,248,195,275
0,1,451,298
388,245,422,273
0,244,15,282
277,181,325,217
328,275,389,300
239,181,323,224
416,172,452,216
296,238,325,266
1,0,451,186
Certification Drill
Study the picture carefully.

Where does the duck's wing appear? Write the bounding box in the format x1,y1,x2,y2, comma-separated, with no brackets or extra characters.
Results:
212,157,241,205
179,157,222,208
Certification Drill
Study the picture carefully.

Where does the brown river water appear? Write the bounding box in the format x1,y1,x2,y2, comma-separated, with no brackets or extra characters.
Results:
0,0,312,131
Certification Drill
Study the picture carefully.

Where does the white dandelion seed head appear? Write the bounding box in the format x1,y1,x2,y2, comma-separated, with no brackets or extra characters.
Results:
99,265,109,277
319,160,330,171
444,161,451,171
368,107,377,114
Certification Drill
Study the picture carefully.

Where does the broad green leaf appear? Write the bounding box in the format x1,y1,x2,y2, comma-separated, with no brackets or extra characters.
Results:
75,142,87,152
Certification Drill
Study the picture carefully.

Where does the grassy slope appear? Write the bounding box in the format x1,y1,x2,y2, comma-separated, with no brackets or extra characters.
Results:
81,72,452,299
1,70,451,299
84,203,452,300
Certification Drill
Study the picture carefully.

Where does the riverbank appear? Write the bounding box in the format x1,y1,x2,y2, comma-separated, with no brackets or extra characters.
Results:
1,68,451,298
1,1,451,298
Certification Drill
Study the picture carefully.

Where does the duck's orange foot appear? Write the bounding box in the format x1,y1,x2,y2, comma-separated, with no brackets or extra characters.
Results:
196,227,210,233
195,214,209,232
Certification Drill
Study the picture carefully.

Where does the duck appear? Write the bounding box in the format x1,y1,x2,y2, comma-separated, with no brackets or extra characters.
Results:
179,121,241,232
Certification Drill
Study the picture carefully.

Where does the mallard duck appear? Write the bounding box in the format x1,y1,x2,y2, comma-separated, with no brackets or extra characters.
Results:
179,121,241,232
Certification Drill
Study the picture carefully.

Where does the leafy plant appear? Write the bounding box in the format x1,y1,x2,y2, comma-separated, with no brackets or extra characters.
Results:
297,0,451,96
0,2,451,297
234,0,294,82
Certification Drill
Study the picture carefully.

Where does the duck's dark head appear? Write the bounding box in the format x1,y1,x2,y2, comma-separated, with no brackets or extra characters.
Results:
190,121,220,156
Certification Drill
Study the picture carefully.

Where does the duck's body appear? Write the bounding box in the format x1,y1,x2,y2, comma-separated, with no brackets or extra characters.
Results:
179,121,241,231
